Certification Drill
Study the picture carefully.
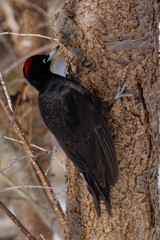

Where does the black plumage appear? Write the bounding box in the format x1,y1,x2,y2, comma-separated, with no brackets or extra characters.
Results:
23,46,119,216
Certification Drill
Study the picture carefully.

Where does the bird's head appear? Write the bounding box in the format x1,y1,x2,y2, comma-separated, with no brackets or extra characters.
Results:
23,45,60,91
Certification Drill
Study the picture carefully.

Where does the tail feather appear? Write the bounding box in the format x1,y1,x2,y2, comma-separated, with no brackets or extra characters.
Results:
82,172,111,216
94,181,111,215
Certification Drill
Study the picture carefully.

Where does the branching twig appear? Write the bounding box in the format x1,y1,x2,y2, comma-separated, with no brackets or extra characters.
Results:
0,134,54,154
0,201,37,240
0,73,68,233
0,31,58,41
0,134,67,171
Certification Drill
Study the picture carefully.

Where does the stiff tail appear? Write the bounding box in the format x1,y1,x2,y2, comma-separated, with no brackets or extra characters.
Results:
82,172,111,217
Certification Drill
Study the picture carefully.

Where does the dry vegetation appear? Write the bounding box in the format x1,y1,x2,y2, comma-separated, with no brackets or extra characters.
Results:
0,1,65,239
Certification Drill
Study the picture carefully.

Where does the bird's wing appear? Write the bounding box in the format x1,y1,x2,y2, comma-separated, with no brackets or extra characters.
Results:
54,86,118,187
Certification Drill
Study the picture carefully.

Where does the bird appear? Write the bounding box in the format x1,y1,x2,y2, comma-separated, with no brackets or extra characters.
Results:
23,45,132,217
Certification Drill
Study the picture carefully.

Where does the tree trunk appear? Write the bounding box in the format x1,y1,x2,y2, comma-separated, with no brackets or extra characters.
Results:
51,0,160,239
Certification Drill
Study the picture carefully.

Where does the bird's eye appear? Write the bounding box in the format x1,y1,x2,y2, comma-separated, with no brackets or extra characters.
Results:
43,59,47,63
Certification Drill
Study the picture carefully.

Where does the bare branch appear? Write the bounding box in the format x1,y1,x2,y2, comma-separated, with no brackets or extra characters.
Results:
2,43,56,76
0,134,67,171
0,201,37,240
0,72,13,111
0,31,58,41
0,72,68,233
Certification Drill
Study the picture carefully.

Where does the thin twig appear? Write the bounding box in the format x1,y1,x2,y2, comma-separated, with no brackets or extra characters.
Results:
18,0,48,18
0,31,58,41
0,156,30,174
0,134,67,171
40,234,46,240
0,172,60,225
0,72,13,111
0,201,37,240
2,43,56,76
0,134,54,154
45,144,58,176
0,185,57,193
0,73,68,233
0,173,44,204
0,173,33,201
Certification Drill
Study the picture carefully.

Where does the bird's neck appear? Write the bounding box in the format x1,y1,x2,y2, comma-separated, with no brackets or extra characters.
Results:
38,72,66,93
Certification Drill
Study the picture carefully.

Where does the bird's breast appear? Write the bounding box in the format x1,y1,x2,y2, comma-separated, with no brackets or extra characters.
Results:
38,91,81,142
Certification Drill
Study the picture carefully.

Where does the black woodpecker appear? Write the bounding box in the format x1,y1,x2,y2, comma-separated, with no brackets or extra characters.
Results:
23,45,132,216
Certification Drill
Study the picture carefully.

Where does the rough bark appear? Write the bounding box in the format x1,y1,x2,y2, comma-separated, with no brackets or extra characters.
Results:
51,0,160,239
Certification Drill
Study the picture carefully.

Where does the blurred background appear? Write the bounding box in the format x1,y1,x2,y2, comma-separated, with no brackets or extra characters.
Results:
0,0,66,239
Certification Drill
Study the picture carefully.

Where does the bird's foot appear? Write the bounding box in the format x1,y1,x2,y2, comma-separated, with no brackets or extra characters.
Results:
115,80,134,101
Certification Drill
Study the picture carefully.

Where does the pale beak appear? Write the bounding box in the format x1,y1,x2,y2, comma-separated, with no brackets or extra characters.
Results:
47,45,60,62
